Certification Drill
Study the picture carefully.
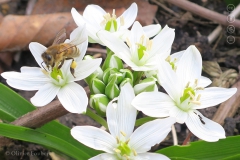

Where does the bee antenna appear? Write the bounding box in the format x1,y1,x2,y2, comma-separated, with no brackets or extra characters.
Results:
41,62,47,71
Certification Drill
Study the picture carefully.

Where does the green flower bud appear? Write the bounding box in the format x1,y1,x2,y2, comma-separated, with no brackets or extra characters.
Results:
102,68,118,84
120,78,132,87
108,72,124,85
144,70,158,79
102,51,123,71
84,55,103,83
90,78,106,94
105,76,120,99
90,94,109,117
120,69,134,84
134,77,158,95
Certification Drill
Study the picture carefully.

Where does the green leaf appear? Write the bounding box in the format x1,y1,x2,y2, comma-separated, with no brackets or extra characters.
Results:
135,117,156,126
0,83,100,157
0,83,35,122
157,135,240,160
0,123,90,160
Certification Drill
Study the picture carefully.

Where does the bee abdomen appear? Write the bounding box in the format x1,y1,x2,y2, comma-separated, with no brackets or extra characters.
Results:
60,44,80,58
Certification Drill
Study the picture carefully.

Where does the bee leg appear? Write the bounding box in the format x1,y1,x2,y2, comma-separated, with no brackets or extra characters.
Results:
57,60,64,70
70,67,76,78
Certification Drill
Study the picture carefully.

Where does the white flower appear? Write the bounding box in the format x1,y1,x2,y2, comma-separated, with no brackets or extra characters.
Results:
1,26,102,114
97,21,175,71
71,83,175,160
71,3,161,45
132,45,237,142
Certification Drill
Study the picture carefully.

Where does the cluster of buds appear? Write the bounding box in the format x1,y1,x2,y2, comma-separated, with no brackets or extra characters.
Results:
85,53,157,116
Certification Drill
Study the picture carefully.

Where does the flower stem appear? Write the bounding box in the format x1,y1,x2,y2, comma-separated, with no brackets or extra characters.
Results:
133,71,144,86
85,108,108,129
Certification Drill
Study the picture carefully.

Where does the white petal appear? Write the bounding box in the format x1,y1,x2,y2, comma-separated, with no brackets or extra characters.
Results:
129,21,145,52
169,107,188,124
143,24,161,38
71,58,102,82
194,87,237,109
97,30,132,65
136,153,170,160
90,153,116,160
83,5,105,28
117,2,137,30
157,60,182,101
31,83,59,106
198,76,212,88
1,67,49,90
132,92,174,117
176,45,202,90
29,42,47,68
129,118,175,153
151,25,175,56
71,126,117,153
76,40,88,61
170,50,184,66
57,82,87,113
107,83,136,139
185,110,225,142
71,8,86,27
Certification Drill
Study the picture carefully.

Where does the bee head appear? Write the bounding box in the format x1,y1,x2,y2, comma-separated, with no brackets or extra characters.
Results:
41,52,54,67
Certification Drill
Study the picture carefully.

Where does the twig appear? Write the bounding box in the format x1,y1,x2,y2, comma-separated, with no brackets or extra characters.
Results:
212,78,240,125
87,47,107,54
164,0,240,28
151,0,181,18
208,4,240,44
171,125,178,145
182,131,192,145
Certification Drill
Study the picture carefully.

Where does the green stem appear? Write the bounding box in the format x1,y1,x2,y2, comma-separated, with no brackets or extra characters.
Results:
135,117,157,126
133,71,144,86
85,108,108,129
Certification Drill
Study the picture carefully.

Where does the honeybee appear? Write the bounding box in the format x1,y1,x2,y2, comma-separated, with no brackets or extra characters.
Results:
41,28,86,77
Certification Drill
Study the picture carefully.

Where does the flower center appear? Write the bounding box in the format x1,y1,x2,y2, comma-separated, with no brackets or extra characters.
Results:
134,35,152,61
165,56,177,71
179,79,203,111
50,67,63,82
101,9,124,32
114,131,137,159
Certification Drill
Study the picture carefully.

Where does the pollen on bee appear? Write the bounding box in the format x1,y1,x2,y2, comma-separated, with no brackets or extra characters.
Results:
71,61,77,69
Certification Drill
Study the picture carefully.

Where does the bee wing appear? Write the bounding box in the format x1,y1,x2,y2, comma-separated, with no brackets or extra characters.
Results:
69,26,87,46
52,28,67,45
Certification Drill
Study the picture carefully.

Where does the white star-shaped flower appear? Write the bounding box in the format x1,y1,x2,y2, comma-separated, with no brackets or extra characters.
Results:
71,3,161,45
97,21,175,71
132,45,237,142
1,25,102,114
71,83,175,160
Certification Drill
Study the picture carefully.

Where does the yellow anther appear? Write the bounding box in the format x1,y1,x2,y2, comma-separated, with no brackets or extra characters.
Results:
103,13,111,20
185,82,190,88
196,94,201,101
125,139,130,144
187,91,195,99
146,39,153,51
165,56,171,62
132,149,137,156
194,79,198,87
112,9,116,18
120,16,124,26
123,155,130,160
114,148,121,153
189,100,201,105
126,37,132,47
139,35,145,44
41,69,48,76
120,131,126,137
116,137,120,144
196,87,204,90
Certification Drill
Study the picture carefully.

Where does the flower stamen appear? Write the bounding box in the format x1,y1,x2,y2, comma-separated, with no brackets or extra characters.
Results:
121,131,126,137
120,16,124,26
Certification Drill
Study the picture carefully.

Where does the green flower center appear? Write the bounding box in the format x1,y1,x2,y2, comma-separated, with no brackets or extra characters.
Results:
102,9,124,32
180,87,195,103
50,67,63,82
117,141,131,157
137,44,146,60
